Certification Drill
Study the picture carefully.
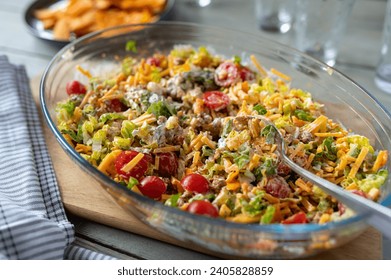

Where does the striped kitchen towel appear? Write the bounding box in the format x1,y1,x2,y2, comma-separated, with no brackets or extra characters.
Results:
0,56,115,260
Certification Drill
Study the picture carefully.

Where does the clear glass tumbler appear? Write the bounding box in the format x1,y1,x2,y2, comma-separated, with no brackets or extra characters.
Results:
255,0,295,33
375,0,391,94
294,0,356,66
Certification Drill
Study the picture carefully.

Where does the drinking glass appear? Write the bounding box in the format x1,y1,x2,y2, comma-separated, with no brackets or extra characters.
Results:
255,0,295,33
294,0,356,66
375,0,391,94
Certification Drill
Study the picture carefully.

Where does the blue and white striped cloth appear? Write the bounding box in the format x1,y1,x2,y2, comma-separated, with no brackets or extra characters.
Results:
0,56,115,260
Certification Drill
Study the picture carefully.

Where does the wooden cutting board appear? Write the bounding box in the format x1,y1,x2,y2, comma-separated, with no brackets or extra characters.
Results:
30,76,382,259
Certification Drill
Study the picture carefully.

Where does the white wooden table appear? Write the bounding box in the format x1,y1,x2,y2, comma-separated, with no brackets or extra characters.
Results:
1,0,390,259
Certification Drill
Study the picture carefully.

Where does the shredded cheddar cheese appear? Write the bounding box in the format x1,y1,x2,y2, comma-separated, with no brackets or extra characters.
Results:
121,153,144,173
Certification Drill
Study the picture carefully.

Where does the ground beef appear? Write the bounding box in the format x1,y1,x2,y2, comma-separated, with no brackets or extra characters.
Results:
264,175,292,198
298,130,313,143
277,162,291,177
210,176,226,191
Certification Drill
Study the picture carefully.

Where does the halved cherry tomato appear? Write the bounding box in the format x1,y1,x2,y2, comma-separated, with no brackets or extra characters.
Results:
180,173,209,194
139,176,166,199
107,98,127,112
239,66,256,81
282,212,307,224
66,80,87,95
187,200,218,217
351,190,368,198
338,202,346,215
214,61,239,87
203,91,230,111
157,152,178,177
115,151,149,180
146,57,161,67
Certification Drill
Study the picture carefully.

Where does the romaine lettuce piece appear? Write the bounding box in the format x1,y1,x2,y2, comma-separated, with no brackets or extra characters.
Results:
260,205,276,224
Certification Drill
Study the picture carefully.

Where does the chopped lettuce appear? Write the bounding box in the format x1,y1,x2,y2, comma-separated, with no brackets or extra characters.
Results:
61,125,83,143
357,169,388,193
253,158,276,182
221,119,233,137
322,137,337,161
90,150,102,162
262,158,277,176
274,116,291,129
99,113,125,124
147,101,176,118
113,136,131,150
122,57,135,76
81,116,98,144
233,144,251,169
341,169,388,193
317,199,330,213
127,177,139,190
121,120,137,138
313,185,328,199
82,104,95,115
103,79,116,88
260,205,275,224
125,40,137,53
347,135,375,154
164,193,181,207
233,55,241,64
347,143,360,158
253,104,267,115
201,146,214,158
294,109,315,122
261,124,277,144
170,45,195,59
291,88,311,100
56,100,75,121
242,191,266,217
92,128,107,151
82,116,98,134
260,78,275,94
189,46,214,68
151,69,162,83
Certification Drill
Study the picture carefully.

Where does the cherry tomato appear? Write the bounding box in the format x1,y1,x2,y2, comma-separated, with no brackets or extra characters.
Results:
282,212,307,224
264,176,291,198
66,80,87,95
115,151,149,180
214,61,239,87
146,57,161,67
339,191,367,215
180,173,209,194
187,200,219,217
143,153,154,164
203,91,230,111
107,98,126,112
239,66,255,81
338,202,346,215
351,190,368,198
139,176,166,199
157,152,178,177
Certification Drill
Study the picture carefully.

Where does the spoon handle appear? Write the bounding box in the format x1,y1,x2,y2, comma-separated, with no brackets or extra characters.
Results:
283,154,391,239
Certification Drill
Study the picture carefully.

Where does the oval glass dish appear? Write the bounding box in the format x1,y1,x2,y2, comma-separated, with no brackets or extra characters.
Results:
40,22,391,259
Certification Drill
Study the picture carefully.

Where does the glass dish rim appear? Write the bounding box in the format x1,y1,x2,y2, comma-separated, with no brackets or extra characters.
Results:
40,21,391,235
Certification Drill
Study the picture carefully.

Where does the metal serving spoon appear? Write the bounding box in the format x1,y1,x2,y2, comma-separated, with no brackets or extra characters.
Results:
232,115,391,238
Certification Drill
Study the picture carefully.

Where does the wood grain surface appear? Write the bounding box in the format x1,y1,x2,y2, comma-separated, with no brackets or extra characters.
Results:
30,76,382,259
